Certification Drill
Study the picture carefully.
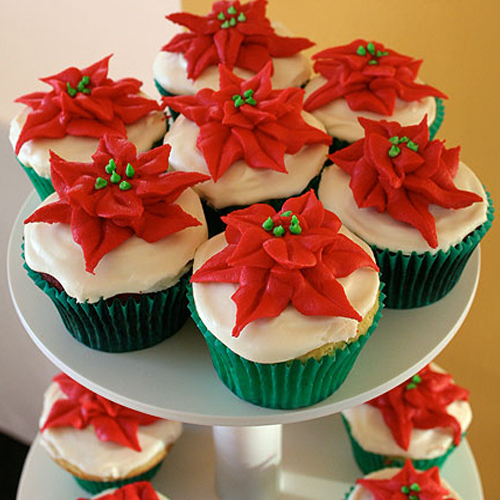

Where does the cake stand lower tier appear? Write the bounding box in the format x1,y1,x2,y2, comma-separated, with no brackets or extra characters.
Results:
17,414,483,500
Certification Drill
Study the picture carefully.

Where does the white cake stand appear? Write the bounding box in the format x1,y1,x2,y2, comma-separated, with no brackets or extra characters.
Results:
9,192,483,499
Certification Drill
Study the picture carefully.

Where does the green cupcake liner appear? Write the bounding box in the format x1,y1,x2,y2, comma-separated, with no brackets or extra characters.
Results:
73,459,164,494
23,256,190,352
341,416,461,474
17,157,55,200
373,190,494,309
344,485,356,500
187,285,385,409
429,98,445,140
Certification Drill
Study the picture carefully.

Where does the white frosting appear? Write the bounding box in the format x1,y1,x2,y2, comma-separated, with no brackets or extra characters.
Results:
165,112,329,209
153,23,311,95
93,487,169,500
346,467,462,500
24,188,208,303
318,162,488,254
303,75,437,142
10,104,166,179
39,382,183,480
192,228,380,364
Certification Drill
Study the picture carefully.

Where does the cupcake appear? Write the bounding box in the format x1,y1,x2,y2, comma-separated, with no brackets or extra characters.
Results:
23,135,209,352
303,40,447,152
78,482,170,500
163,62,331,233
153,0,313,98
319,117,493,308
342,364,471,473
10,55,166,199
40,374,183,494
189,191,383,409
345,460,462,500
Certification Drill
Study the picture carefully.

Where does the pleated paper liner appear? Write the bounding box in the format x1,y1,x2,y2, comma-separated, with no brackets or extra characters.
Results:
341,416,462,474
23,257,190,352
17,157,55,200
188,285,385,409
73,460,164,494
374,190,494,309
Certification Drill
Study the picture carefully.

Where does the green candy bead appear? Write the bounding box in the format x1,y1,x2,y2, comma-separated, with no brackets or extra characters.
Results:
67,82,77,97
389,136,399,145
227,5,237,14
94,177,107,190
407,140,419,152
105,159,117,174
406,382,417,390
262,217,274,231
217,12,225,20
281,210,292,217
356,45,367,56
243,89,254,98
412,374,422,383
110,171,121,184
368,60,378,65
229,17,237,26
125,163,135,178
410,483,421,492
273,225,285,237
221,20,230,28
81,75,90,85
289,224,302,235
367,42,375,55
400,136,410,143
237,12,246,21
119,180,132,191
388,145,401,158
409,496,419,500
245,96,257,106
234,96,244,107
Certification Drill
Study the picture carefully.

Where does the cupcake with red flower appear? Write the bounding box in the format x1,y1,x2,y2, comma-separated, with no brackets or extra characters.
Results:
163,62,331,233
154,0,313,99
345,460,462,500
342,364,471,474
79,482,170,500
23,135,209,352
189,191,383,409
40,374,182,494
319,116,493,308
303,40,447,152
10,55,166,200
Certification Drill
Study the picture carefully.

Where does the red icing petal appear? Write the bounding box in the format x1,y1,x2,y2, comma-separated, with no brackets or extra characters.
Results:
78,481,160,500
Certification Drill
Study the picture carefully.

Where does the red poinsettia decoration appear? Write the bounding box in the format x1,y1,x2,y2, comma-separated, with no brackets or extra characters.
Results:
42,374,160,452
192,190,379,337
162,0,313,80
15,55,162,154
78,482,160,500
24,135,209,273
304,39,447,114
164,63,331,182
357,460,453,499
367,365,469,451
329,117,482,248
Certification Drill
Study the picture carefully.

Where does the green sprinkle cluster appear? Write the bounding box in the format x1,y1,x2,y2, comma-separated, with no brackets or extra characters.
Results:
261,211,302,237
401,482,421,500
388,135,419,158
67,75,91,97
94,158,136,191
232,89,257,108
356,42,389,65
218,5,246,28
406,374,422,391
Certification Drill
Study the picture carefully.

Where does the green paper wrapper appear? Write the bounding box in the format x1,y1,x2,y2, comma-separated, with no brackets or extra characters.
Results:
73,459,163,494
429,98,445,140
17,157,55,200
341,416,461,474
344,485,356,500
188,285,385,409
374,190,494,309
24,258,190,352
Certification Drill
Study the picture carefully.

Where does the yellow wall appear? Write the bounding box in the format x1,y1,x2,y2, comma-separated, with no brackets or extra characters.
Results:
183,0,499,496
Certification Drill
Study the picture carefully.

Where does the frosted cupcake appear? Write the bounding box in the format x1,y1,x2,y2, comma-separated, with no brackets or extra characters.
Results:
78,482,170,500
320,117,493,308
40,374,182,494
189,191,383,409
163,62,331,233
10,55,166,199
303,40,447,151
342,364,471,473
345,460,462,500
24,135,209,352
153,0,313,98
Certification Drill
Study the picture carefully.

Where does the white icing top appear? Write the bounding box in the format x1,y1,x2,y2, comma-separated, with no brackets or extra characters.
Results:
39,382,183,480
24,188,208,303
153,23,312,95
93,487,169,500
318,162,488,254
303,75,437,142
192,229,380,364
346,467,462,500
9,104,166,179
165,112,329,209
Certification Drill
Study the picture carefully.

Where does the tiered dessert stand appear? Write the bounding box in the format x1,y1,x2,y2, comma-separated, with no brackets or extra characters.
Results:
9,192,485,499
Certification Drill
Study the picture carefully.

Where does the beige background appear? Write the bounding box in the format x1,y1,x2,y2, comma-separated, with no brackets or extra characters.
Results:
182,0,500,496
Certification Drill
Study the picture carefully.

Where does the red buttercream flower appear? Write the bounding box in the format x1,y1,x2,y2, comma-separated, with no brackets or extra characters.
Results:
163,63,331,182
192,191,379,337
24,135,209,273
329,117,483,248
367,365,469,451
162,0,313,80
304,39,447,114
15,55,162,154
42,374,160,452
78,482,160,500
357,460,453,499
